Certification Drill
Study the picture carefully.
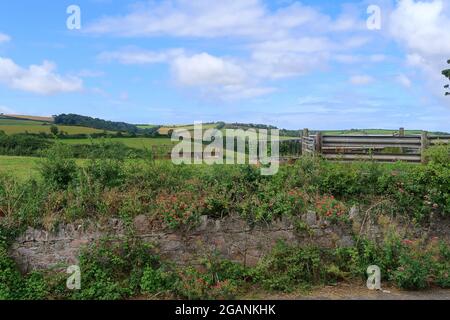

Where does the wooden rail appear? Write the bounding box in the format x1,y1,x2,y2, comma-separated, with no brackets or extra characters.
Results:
297,128,450,163
150,129,449,164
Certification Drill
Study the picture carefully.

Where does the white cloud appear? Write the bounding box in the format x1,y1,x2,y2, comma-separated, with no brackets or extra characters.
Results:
85,0,332,39
390,0,450,56
0,33,10,44
333,54,387,64
98,48,184,64
83,1,385,100
77,69,105,78
172,53,245,86
350,75,374,85
170,52,274,99
389,1,450,101
395,74,412,88
0,57,83,95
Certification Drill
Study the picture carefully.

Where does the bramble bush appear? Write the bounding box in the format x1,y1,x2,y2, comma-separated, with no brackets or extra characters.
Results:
315,195,347,223
39,143,77,190
71,239,161,300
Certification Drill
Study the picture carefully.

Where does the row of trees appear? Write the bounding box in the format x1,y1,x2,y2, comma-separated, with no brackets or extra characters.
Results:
54,114,140,134
53,114,160,136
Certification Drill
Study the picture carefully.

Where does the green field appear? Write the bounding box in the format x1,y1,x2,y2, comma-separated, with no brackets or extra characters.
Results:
158,123,219,135
0,125,116,135
0,116,118,135
0,156,90,181
0,156,41,181
60,137,175,149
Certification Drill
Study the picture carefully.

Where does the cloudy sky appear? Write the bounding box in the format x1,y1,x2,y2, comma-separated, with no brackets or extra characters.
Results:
0,0,449,130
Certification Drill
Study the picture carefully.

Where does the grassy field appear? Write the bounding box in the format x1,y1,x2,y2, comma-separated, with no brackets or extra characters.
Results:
0,124,116,135
158,123,218,135
0,156,92,181
1,114,54,122
0,116,119,135
136,124,159,129
60,137,175,149
0,156,41,181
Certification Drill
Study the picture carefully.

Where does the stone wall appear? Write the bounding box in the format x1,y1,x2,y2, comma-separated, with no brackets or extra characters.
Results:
10,211,354,273
10,207,449,273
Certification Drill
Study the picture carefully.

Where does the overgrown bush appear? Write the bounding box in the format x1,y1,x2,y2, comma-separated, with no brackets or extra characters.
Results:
254,242,328,292
71,239,160,300
0,134,52,156
140,265,176,295
85,159,125,188
39,143,77,190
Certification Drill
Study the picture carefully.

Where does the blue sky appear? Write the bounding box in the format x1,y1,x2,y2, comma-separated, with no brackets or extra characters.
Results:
0,0,449,130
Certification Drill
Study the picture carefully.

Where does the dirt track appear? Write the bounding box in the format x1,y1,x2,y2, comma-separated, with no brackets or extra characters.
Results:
245,282,450,300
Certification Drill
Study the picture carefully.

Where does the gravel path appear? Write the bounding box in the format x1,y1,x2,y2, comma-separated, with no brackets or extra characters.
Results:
246,282,450,300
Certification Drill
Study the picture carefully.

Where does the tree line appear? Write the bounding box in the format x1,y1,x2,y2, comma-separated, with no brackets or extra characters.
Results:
53,114,160,136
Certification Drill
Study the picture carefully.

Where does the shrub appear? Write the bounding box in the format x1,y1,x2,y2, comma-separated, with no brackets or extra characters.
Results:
85,159,124,188
39,143,77,190
153,192,205,229
72,239,160,300
140,266,176,295
22,272,49,300
0,243,23,300
175,267,238,300
315,195,347,223
424,144,450,166
0,134,51,156
254,242,327,292
392,245,433,290
434,241,450,288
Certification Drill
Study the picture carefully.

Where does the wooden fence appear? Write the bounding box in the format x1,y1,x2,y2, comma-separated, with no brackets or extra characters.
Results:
297,128,450,163
149,129,449,163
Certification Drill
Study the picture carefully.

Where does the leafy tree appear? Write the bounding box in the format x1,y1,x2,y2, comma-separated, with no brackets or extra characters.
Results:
54,114,140,134
443,59,450,96
50,125,59,136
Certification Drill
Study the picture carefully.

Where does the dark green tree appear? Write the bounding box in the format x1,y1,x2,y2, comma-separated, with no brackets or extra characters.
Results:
443,59,450,96
50,125,59,136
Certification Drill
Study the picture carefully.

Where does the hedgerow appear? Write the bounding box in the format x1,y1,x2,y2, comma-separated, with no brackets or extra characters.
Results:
0,145,448,299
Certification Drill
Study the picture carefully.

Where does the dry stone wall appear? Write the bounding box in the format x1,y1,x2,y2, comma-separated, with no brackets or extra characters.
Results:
10,211,355,273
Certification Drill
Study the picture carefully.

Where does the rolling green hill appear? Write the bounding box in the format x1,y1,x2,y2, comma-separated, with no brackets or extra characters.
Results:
0,115,116,135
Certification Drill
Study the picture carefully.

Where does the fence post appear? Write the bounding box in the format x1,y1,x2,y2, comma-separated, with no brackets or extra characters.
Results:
303,128,309,137
301,128,309,155
399,127,405,154
421,131,429,164
315,132,322,155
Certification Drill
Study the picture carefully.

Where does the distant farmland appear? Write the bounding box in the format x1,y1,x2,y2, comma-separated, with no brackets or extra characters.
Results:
0,116,115,135
60,137,174,149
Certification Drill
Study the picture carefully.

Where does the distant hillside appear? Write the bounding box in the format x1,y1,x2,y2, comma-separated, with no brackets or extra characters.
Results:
1,114,53,122
54,114,139,133
0,115,116,136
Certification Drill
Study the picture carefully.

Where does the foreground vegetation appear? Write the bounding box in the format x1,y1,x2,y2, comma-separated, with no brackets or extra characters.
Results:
1,231,449,300
0,141,448,299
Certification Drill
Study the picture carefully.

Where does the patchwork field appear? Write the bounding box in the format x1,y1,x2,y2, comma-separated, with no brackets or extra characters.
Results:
1,114,54,122
158,123,219,135
0,118,114,135
59,137,175,149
